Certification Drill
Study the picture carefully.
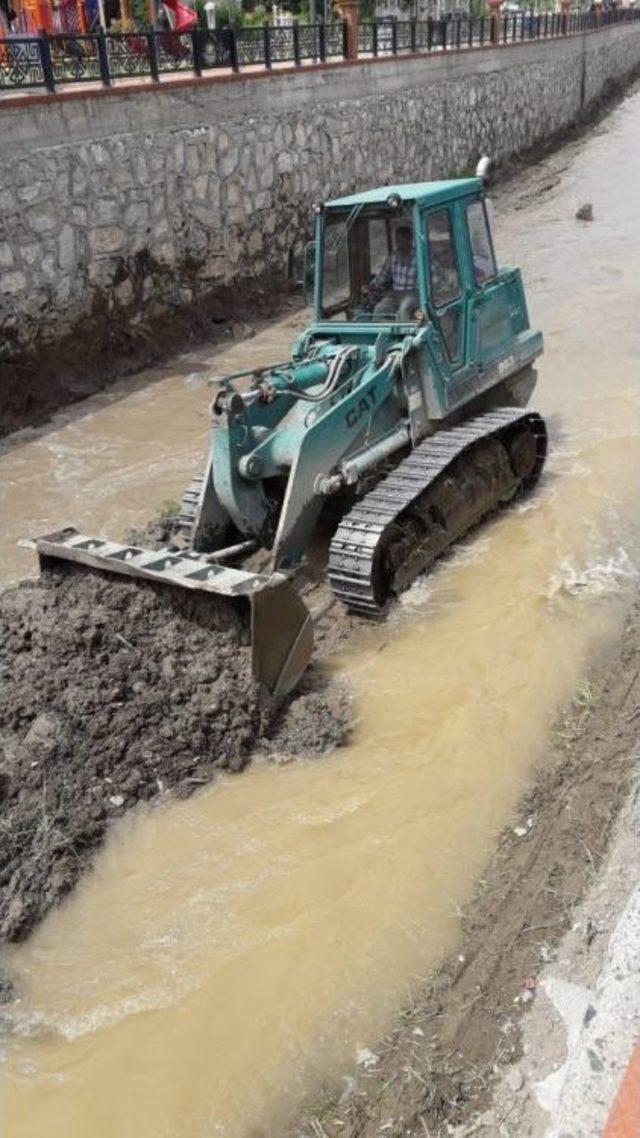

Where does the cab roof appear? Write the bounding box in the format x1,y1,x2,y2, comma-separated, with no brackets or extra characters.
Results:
326,179,482,210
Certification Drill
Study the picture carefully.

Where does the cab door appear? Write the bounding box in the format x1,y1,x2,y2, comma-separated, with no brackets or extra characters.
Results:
464,197,520,369
423,207,467,371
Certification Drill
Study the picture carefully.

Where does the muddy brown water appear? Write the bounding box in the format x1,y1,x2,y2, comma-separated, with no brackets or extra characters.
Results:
2,91,640,1137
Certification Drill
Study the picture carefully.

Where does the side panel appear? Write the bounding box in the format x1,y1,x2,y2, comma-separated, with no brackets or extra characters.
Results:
469,268,530,371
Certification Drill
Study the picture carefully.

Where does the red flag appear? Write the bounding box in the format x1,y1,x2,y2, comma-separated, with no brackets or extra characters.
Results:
162,0,197,31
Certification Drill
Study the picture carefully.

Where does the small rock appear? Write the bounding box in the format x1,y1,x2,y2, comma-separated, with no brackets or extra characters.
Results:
514,989,534,1005
584,1003,597,1026
513,825,528,838
23,712,63,757
575,203,593,222
108,794,125,807
412,1026,425,1037
231,321,255,342
356,1047,379,1068
506,1065,524,1092
587,1046,604,1072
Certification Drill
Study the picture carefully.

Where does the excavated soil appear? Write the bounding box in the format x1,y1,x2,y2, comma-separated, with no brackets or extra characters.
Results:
293,595,640,1138
0,565,352,944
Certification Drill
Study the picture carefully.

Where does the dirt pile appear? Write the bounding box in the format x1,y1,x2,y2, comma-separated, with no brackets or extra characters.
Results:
0,566,351,943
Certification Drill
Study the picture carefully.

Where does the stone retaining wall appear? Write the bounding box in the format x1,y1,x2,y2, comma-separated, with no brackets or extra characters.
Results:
1,23,640,363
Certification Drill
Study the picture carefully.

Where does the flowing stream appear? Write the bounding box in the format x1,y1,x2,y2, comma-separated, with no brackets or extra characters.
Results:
1,86,639,1138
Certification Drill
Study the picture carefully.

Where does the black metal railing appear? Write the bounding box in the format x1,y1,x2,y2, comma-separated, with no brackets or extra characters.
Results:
358,8,639,56
0,9,638,95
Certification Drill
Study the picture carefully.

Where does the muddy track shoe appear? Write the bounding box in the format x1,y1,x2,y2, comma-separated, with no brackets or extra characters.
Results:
328,408,547,615
176,471,204,544
24,528,313,702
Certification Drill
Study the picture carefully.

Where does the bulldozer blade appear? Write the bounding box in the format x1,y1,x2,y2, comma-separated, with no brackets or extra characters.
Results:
249,578,314,703
23,528,313,702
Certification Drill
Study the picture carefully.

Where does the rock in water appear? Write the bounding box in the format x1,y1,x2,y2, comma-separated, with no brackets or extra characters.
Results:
575,203,594,222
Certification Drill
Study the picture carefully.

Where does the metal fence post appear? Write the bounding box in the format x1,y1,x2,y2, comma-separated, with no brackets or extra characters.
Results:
146,28,159,80
39,30,56,93
96,27,112,87
228,27,239,72
263,24,271,69
410,17,417,52
468,16,473,48
391,19,397,54
427,16,433,50
441,17,447,50
372,21,378,55
319,21,327,62
292,20,301,67
191,28,203,76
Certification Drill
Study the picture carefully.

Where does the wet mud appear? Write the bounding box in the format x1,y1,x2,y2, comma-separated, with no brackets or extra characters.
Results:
0,565,351,943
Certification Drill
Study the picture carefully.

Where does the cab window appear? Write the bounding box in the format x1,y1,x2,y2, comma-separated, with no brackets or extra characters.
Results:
322,214,352,313
320,206,415,322
426,210,461,308
466,200,497,285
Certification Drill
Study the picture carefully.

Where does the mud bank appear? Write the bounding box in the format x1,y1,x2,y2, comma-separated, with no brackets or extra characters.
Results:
0,566,351,943
0,281,300,440
293,594,639,1138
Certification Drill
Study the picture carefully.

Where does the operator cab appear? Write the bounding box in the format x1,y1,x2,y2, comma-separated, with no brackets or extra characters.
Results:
320,201,419,323
310,180,499,357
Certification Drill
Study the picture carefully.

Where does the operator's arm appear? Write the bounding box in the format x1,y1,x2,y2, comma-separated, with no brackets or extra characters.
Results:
369,256,393,296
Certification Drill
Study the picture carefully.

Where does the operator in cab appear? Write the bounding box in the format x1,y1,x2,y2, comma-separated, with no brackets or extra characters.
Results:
365,225,418,321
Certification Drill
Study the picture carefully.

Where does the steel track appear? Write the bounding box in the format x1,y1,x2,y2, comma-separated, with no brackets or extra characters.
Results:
327,408,547,615
177,472,204,541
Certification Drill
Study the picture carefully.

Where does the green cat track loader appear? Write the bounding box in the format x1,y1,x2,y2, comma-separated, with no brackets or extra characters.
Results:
29,160,547,701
